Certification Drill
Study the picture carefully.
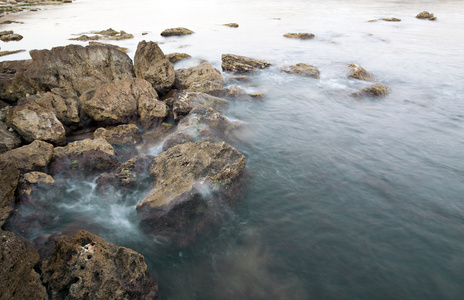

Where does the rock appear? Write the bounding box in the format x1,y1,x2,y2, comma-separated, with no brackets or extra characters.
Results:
42,229,158,300
137,123,176,154
138,91,169,130
348,63,373,81
0,140,54,173
0,161,20,226
5,103,66,145
33,90,80,127
362,83,389,97
69,34,100,41
137,141,246,243
49,138,120,178
0,230,47,300
0,59,35,102
224,23,239,28
416,11,436,20
0,49,26,57
93,124,142,146
23,44,135,97
283,33,315,39
175,62,225,95
0,121,22,153
134,40,175,95
160,27,194,37
0,30,23,42
88,41,128,53
166,52,191,63
281,63,320,79
163,105,238,150
170,90,229,121
381,18,401,22
93,28,134,40
221,54,271,73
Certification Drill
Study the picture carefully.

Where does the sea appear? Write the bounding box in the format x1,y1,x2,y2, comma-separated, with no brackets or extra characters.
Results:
2,0,464,299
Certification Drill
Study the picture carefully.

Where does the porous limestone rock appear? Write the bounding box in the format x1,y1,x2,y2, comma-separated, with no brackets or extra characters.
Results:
0,140,54,173
221,54,271,73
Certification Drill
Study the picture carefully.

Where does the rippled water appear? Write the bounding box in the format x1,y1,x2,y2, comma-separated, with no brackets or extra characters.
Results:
2,0,464,299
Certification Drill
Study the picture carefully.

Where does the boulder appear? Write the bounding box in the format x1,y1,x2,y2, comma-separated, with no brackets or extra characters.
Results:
134,40,175,95
0,161,20,226
23,44,135,97
138,91,169,130
170,90,229,121
0,59,35,102
163,105,239,151
221,54,271,73
416,11,436,20
166,52,191,63
160,27,194,37
42,229,158,300
175,62,225,95
49,138,120,178
281,63,320,79
0,121,22,153
5,103,66,145
93,124,142,146
0,140,54,173
348,64,373,81
137,141,246,243
33,89,80,127
283,33,315,40
362,83,389,97
0,230,47,300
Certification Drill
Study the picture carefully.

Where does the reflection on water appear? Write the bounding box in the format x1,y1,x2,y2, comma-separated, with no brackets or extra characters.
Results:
3,0,464,299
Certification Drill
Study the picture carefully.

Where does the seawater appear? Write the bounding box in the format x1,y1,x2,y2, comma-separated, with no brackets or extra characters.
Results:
2,0,464,299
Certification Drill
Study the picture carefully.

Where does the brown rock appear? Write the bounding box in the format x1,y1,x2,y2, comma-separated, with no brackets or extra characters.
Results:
42,229,158,300
166,52,191,63
134,40,175,95
137,141,246,244
221,54,271,73
138,92,169,130
171,90,229,121
0,121,22,154
362,83,389,97
137,123,176,153
0,59,35,102
381,18,401,22
160,27,194,37
93,124,142,146
33,90,80,126
283,33,315,39
348,64,374,81
281,63,320,79
0,161,20,226
5,103,66,145
224,23,239,28
0,31,23,42
0,230,47,300
175,62,225,95
0,140,54,173
416,11,436,20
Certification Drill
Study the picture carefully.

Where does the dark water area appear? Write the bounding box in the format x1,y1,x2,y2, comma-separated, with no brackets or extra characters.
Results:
2,0,464,299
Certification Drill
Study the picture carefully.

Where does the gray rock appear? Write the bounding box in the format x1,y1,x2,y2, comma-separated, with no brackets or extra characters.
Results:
0,121,22,154
171,90,229,121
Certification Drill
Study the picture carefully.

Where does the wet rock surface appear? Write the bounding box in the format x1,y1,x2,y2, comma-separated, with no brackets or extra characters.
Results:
222,54,271,73
362,83,389,97
348,63,373,81
170,90,229,121
281,63,320,79
42,229,158,300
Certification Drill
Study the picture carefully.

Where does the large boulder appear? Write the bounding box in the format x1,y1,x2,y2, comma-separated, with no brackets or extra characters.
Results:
5,103,66,145
93,124,142,146
0,161,20,226
0,121,22,154
0,230,47,300
49,138,120,178
0,140,54,173
163,105,239,151
42,229,158,300
134,40,175,95
137,141,247,243
174,62,225,95
221,54,271,73
170,90,229,121
22,44,135,97
281,63,320,79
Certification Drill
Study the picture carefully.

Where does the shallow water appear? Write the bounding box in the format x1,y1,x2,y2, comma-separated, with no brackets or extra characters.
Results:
2,0,464,299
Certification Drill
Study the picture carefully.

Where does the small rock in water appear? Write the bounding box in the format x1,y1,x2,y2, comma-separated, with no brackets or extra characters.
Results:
381,18,401,22
0,30,23,42
222,54,271,73
348,64,373,81
0,49,25,57
224,23,239,28
416,11,437,20
160,27,194,37
166,52,191,63
281,63,320,79
362,83,389,97
283,33,315,40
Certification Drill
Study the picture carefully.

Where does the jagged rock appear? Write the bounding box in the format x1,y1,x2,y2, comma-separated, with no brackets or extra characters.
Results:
0,161,20,226
5,103,66,145
224,23,239,28
32,90,80,126
134,40,175,94
160,27,194,37
137,141,246,244
175,62,225,95
281,63,320,79
42,229,158,300
221,54,271,73
0,140,54,173
416,11,436,20
0,59,35,102
49,138,120,178
0,230,47,300
166,52,191,63
283,33,315,39
362,83,389,97
93,124,142,146
170,90,229,121
0,121,22,153
138,90,169,130
163,105,238,150
23,44,135,97
348,64,373,81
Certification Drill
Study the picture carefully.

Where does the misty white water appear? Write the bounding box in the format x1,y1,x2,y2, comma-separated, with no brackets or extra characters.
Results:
2,0,464,299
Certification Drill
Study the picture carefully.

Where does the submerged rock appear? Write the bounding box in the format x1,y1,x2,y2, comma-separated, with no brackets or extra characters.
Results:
281,63,320,79
0,161,20,226
42,229,158,300
166,52,191,63
170,90,229,121
348,63,373,81
283,32,315,40
134,40,175,95
0,140,54,173
381,17,401,22
416,11,436,20
137,141,247,244
221,54,271,73
0,230,47,300
160,27,194,37
362,83,389,97
93,124,142,146
224,23,239,28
